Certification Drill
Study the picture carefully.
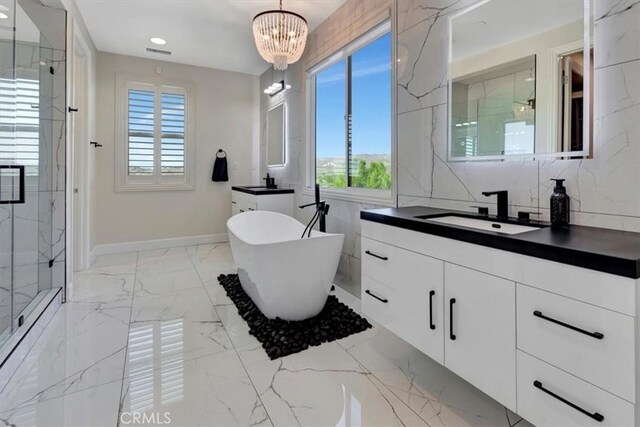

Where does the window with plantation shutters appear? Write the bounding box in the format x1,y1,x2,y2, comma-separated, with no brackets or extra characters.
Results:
160,93,185,176
117,77,194,191
0,78,39,177
127,89,155,176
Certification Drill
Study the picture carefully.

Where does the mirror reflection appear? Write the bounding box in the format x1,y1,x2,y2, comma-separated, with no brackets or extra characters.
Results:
266,102,285,167
448,0,592,160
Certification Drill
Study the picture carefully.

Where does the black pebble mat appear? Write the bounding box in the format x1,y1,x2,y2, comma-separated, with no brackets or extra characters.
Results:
217,274,372,360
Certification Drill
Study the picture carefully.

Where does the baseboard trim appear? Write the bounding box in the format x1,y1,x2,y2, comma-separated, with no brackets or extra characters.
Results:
91,233,229,258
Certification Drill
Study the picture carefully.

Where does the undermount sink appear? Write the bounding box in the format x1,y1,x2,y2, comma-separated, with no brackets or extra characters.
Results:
416,215,543,235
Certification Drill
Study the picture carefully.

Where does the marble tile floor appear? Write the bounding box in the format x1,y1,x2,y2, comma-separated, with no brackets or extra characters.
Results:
0,243,532,427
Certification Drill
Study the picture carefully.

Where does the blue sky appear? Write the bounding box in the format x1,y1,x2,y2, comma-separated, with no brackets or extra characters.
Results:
315,33,391,158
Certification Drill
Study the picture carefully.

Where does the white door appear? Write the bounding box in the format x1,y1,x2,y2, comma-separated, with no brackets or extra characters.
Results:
71,50,85,271
70,27,91,272
444,263,516,411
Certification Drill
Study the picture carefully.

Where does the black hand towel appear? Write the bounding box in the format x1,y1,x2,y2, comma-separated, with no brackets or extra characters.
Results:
212,155,228,182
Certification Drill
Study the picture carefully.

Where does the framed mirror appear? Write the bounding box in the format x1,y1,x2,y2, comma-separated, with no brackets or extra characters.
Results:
266,102,286,167
448,0,593,161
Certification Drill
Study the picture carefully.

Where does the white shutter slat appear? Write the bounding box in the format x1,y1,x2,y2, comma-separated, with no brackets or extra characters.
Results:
127,89,155,176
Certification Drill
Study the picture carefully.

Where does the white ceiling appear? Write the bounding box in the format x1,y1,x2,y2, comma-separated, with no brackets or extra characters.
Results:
75,0,346,75
452,0,584,60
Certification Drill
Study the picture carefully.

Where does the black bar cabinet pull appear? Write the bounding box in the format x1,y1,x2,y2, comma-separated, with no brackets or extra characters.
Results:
365,250,388,261
449,298,456,340
429,290,436,330
533,310,604,340
365,290,388,304
68,107,78,112
533,380,604,422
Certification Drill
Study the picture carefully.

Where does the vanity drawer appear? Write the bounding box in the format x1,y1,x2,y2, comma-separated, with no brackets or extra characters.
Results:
361,276,398,333
237,200,257,214
361,237,442,290
517,351,634,427
517,284,635,402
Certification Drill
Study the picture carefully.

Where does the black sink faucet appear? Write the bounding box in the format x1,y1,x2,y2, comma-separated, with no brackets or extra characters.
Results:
482,190,509,220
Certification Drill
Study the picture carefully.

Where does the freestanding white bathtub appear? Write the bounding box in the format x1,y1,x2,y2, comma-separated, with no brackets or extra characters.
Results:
227,211,344,321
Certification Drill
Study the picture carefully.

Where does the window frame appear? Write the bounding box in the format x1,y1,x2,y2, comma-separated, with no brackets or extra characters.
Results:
305,21,396,206
115,74,196,192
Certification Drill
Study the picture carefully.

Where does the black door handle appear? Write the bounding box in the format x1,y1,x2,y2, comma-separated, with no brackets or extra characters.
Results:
429,290,436,330
533,380,604,422
365,250,388,261
533,311,604,340
365,290,388,304
0,165,25,204
449,298,456,340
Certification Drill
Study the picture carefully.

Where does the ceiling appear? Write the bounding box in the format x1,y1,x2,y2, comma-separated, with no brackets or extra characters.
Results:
75,0,346,75
452,0,584,60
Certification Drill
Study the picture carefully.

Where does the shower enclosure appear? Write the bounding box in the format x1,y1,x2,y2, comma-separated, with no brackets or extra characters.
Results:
0,0,66,364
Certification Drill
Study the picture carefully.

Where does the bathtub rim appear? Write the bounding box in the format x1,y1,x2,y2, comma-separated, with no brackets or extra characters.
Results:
227,211,343,247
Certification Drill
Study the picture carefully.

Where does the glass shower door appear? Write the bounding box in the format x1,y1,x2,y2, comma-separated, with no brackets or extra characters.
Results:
0,0,58,349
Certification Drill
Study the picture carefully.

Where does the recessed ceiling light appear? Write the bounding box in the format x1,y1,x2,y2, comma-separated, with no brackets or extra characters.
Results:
150,37,167,45
0,12,8,19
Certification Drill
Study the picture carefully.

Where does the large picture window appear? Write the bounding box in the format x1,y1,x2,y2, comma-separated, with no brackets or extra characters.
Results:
310,22,392,197
116,76,195,192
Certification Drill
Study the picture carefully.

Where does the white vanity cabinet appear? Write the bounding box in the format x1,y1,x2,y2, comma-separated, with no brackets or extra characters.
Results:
361,237,444,364
444,264,516,411
360,219,639,426
231,189,294,217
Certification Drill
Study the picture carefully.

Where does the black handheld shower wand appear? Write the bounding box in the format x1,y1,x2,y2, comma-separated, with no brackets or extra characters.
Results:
299,184,330,236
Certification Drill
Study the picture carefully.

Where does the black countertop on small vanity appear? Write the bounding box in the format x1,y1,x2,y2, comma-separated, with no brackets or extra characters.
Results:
232,186,294,196
361,206,640,279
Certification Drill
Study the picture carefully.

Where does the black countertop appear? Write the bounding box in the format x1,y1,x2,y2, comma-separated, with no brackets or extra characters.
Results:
232,186,294,196
361,206,640,279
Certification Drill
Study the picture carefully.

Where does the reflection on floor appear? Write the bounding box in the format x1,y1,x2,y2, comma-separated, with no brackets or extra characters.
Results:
0,243,531,426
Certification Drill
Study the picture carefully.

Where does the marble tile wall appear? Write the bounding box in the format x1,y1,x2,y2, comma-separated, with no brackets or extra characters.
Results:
259,0,639,296
397,0,640,232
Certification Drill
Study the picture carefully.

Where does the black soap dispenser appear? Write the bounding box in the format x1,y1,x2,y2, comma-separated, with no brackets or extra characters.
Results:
550,179,570,228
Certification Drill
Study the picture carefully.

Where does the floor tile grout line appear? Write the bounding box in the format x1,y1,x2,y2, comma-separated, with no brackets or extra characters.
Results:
0,376,127,416
186,246,276,427
116,251,138,427
338,330,435,426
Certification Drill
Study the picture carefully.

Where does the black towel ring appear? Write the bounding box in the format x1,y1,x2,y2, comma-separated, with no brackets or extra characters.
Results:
216,149,227,158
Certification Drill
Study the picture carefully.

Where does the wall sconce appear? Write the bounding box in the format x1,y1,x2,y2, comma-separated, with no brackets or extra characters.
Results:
264,80,291,97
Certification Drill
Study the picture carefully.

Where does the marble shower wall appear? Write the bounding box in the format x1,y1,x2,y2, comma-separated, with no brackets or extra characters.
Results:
260,0,393,296
397,0,640,232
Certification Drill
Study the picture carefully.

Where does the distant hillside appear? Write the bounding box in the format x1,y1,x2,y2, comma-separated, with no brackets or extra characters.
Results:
317,154,391,174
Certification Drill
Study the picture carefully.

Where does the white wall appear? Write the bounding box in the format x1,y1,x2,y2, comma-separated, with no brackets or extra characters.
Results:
96,52,259,245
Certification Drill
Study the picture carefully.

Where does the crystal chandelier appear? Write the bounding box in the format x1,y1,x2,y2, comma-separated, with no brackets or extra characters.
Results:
252,0,308,70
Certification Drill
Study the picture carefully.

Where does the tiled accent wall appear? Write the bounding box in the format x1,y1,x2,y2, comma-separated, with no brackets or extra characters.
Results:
397,0,640,232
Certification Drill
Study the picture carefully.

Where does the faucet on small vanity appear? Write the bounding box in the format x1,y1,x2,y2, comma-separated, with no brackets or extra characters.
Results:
482,190,508,219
